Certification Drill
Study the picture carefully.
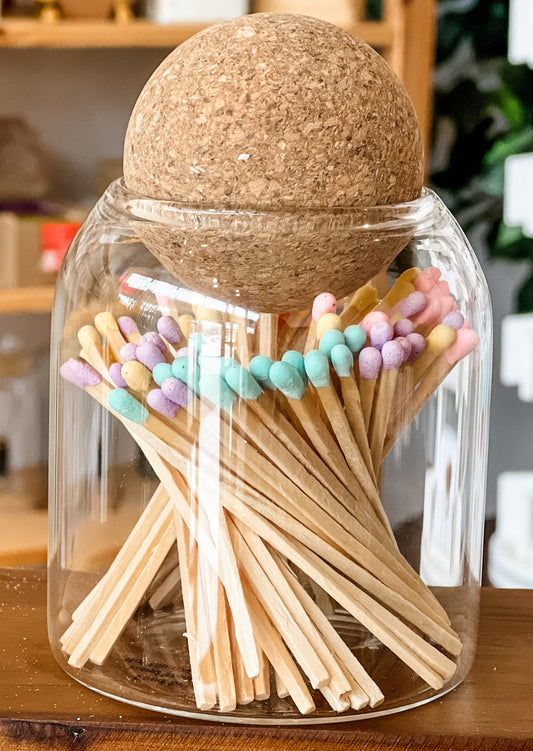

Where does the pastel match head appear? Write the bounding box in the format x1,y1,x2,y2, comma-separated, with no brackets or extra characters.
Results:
172,356,190,383
343,324,366,355
346,283,378,314
413,298,440,327
360,311,388,333
330,343,354,378
398,267,421,284
358,347,382,380
120,343,138,362
393,318,415,338
397,291,428,318
136,342,166,371
175,346,189,359
428,279,451,299
304,349,331,388
381,339,405,370
161,376,190,407
224,364,262,401
442,311,465,331
406,332,426,361
249,355,275,391
60,357,101,389
107,388,149,425
117,316,139,338
318,329,345,358
198,373,236,411
281,350,307,384
94,311,119,338
109,362,128,388
121,360,152,393
370,321,394,351
157,315,182,344
446,327,480,365
414,266,441,293
437,295,457,320
147,388,179,418
153,362,173,387
427,324,457,355
312,293,337,322
316,312,342,340
77,325,100,351
394,336,412,361
178,314,194,338
269,361,306,400
140,332,166,353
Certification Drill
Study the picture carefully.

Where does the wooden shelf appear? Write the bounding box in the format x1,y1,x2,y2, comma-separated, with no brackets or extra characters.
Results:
0,286,54,314
0,18,393,49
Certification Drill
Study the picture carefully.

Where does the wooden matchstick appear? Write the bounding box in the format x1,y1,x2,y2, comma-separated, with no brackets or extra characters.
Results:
369,339,405,473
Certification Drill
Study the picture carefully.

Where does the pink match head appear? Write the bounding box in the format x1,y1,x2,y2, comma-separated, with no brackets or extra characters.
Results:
427,279,451,299
157,315,182,344
312,293,337,322
175,346,189,359
370,321,394,350
446,327,480,365
414,266,441,293
442,311,465,330
136,342,165,371
361,311,389,333
437,295,457,320
358,347,382,380
141,331,167,353
147,388,179,418
393,318,415,338
109,362,128,388
406,333,426,361
395,336,412,361
381,340,404,370
60,357,101,389
413,298,440,327
120,343,138,362
398,291,428,318
117,316,139,337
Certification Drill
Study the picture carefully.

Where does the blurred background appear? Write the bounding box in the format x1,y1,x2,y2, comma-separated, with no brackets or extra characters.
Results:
0,0,532,584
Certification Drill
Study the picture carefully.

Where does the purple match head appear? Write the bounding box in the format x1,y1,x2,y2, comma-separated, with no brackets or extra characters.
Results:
358,347,382,380
406,332,426,361
361,311,388,333
442,311,464,330
175,346,189,359
60,357,101,389
147,388,179,418
141,331,166,353
117,316,139,337
398,291,428,318
381,340,404,370
157,315,182,344
370,321,393,350
393,318,414,338
120,343,138,362
136,342,165,371
109,362,128,388
395,336,412,361
161,377,190,407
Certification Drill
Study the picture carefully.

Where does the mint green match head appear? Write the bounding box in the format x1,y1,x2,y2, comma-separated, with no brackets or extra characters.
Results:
198,373,236,411
318,329,345,358
224,364,262,400
269,361,306,400
281,350,307,384
330,343,354,378
250,355,275,390
344,324,367,355
108,388,149,425
304,350,331,388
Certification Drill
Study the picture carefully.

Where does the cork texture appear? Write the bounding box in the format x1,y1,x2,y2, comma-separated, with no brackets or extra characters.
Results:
123,13,423,312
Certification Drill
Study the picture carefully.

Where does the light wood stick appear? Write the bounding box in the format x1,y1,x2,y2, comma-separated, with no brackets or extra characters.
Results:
227,607,255,705
338,372,375,478
339,283,379,326
253,650,271,700
257,313,278,361
274,671,289,699
94,311,128,361
369,366,400,473
206,576,236,712
148,566,180,611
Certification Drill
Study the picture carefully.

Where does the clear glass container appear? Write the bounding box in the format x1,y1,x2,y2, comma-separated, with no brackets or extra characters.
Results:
48,179,491,724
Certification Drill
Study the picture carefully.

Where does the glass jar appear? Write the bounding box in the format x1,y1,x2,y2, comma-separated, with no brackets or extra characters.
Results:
48,179,491,724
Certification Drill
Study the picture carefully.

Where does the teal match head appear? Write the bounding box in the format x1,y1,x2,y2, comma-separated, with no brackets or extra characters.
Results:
108,388,148,425
304,350,330,388
318,329,345,358
153,362,173,387
224,364,262,400
330,343,354,378
250,355,275,390
344,324,367,355
269,361,306,400
198,373,236,411
281,350,307,385
172,356,200,392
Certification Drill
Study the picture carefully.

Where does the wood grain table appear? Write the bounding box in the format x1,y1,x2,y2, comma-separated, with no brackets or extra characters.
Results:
1,569,532,750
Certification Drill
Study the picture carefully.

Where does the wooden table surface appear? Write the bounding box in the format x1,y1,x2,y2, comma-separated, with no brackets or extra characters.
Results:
1,569,532,750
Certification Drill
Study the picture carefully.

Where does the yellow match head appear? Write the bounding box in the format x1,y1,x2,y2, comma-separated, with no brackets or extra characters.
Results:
78,325,101,350
94,312,119,337
121,360,152,393
427,324,456,355
178,314,194,338
317,313,342,340
194,306,225,324
398,267,421,284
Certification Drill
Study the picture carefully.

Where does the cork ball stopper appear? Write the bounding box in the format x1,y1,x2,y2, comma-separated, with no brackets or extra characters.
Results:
123,13,424,312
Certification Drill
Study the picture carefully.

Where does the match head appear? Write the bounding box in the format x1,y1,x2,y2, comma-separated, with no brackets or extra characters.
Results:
413,298,440,327
269,361,306,400
175,346,189,358
343,324,366,355
140,332,167,353
317,312,342,340
198,373,236,411
224,364,262,401
281,350,307,383
414,266,441,293
94,311,119,338
122,360,152,393
381,339,404,370
250,355,275,391
117,316,139,337
393,318,414,338
157,315,182,344
304,349,331,388
370,321,394,350
397,291,427,318
406,332,426,361
358,346,382,380
109,362,128,388
312,292,337,322
330,343,354,378
153,362,173,386
446,327,480,365
77,325,100,351
107,388,149,425
120,343,138,362
360,311,388,333
136,342,166,371
427,324,456,355
318,329,345,358
161,376,190,407
394,336,412,361
147,388,179,418
442,311,465,331
60,357,101,389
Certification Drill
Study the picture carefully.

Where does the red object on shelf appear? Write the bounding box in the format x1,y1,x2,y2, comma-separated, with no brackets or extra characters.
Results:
40,222,81,273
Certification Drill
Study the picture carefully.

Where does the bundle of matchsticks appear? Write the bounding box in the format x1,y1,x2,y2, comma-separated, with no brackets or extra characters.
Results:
58,265,479,715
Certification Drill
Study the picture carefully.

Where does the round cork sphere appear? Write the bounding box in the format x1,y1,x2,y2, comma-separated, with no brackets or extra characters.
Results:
123,13,423,312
